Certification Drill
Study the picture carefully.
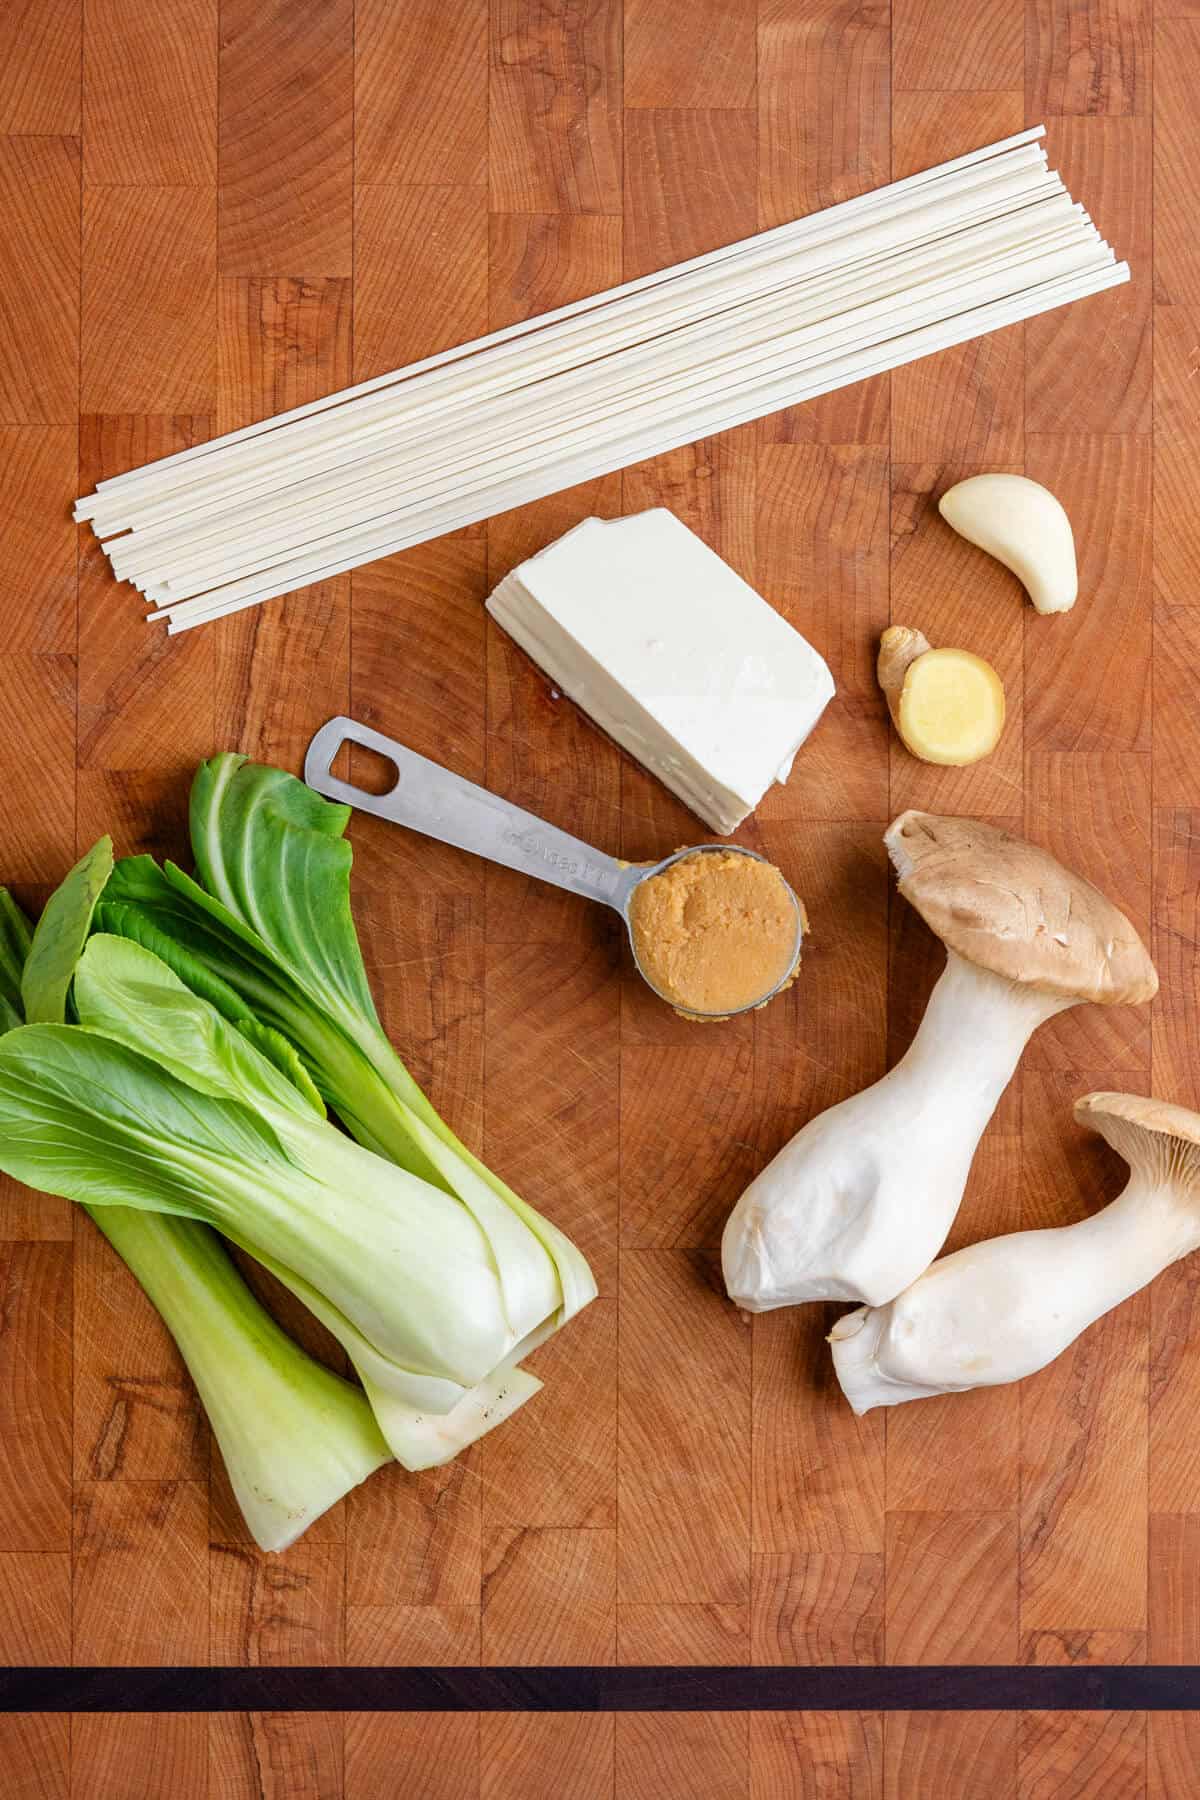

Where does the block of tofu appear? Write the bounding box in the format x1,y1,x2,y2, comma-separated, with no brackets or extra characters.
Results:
485,509,835,835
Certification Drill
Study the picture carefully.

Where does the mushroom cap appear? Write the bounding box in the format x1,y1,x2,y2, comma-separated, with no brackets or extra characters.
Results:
1076,1091,1200,1187
884,811,1158,1006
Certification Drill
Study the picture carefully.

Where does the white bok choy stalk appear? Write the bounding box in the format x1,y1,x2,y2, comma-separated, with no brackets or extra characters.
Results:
831,1091,1200,1412
4,861,389,1551
0,929,593,1468
722,813,1157,1310
90,1208,391,1545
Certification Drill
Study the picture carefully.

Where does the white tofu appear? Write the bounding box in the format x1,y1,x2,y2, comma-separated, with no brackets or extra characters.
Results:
485,509,835,836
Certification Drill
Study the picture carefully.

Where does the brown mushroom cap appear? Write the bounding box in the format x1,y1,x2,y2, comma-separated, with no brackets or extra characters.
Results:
1076,1092,1200,1188
884,811,1158,1006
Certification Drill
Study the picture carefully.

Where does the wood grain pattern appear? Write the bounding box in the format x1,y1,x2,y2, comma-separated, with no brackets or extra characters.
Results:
750,1709,883,1799
1149,1713,1200,1800
885,1713,1016,1799
72,1714,207,1800
354,186,488,378
1154,21,1200,304
345,1713,477,1800
1024,437,1152,753
1148,1512,1200,1662
757,445,890,820
753,1303,885,1557
346,1459,480,1611
1027,0,1149,116
0,427,77,652
218,0,353,276
73,1217,207,1485
480,1714,613,1800
77,412,213,860
0,0,1190,1791
72,1479,209,1664
482,1526,616,1664
0,0,79,133
615,1714,748,1800
0,1551,71,1662
624,109,757,276
1151,808,1200,1111
82,0,216,187
619,1250,750,1604
625,0,756,109
757,0,890,229
0,136,78,426
617,1601,750,1666
0,647,75,894
210,1542,345,1666
885,1131,1023,1520
81,185,215,413
0,1244,72,1552
1023,751,1152,1072
1018,1076,1149,1650
889,93,1026,463
752,1552,883,1665
212,268,351,789
1018,1712,1145,1799
210,1713,343,1800
894,0,1023,91
1025,117,1151,435
488,0,622,214
356,0,486,187
0,1714,70,1800
885,1512,1018,1663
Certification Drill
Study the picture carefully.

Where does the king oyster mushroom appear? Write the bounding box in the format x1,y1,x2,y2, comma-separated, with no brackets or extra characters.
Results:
831,1092,1200,1413
721,812,1157,1312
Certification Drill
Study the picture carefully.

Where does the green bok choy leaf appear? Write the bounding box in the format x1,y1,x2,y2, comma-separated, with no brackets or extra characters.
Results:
0,889,31,1033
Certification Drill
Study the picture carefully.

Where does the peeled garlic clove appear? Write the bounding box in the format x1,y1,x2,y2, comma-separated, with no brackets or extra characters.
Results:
938,473,1077,615
877,625,1005,767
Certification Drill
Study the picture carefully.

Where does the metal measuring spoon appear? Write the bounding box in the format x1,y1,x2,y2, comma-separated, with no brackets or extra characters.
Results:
304,716,804,1020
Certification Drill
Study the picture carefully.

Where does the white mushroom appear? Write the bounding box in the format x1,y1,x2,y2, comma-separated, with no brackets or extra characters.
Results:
831,1092,1200,1413
938,473,1077,615
721,813,1157,1312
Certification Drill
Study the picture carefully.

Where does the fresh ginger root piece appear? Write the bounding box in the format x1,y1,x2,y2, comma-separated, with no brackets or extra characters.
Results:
877,626,1006,766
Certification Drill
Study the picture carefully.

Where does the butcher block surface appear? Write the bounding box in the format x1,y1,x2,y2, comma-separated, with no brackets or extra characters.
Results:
0,0,1197,1794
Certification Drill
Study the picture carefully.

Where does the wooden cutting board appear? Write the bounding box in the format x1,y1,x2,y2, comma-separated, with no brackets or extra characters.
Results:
0,0,1194,1795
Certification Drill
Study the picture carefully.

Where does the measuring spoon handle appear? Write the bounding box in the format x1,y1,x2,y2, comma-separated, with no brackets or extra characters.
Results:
305,716,638,911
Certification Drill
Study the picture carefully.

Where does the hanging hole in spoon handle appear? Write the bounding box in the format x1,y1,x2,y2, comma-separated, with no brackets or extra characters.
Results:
304,716,643,912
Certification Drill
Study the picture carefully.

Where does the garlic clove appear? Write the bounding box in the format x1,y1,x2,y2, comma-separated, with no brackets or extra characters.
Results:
938,473,1077,615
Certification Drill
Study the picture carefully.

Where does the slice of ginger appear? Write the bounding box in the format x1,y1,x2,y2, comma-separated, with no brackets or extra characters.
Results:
877,625,1005,767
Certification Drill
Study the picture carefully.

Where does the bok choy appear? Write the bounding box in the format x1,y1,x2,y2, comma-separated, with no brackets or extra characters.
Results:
98,754,595,1322
4,857,389,1552
0,932,564,1460
0,753,596,1530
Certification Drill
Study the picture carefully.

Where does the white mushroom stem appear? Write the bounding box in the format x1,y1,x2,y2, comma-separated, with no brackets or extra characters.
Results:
721,951,1072,1311
830,1098,1200,1413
